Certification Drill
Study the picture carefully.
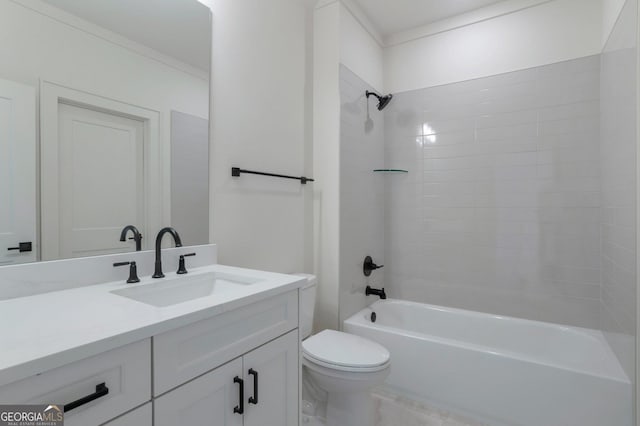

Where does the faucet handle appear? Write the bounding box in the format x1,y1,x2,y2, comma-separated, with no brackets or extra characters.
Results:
363,256,384,276
114,261,140,284
177,253,196,275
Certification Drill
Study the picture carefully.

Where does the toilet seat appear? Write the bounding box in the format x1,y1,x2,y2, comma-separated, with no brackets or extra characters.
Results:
302,330,390,373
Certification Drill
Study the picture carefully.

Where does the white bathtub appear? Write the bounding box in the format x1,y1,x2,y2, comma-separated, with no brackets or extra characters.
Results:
344,299,632,426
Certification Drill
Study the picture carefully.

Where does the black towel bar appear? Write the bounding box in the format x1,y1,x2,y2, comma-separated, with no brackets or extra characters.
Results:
231,167,315,184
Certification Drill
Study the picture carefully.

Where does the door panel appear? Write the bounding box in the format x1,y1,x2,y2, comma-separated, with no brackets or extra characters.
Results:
57,103,144,258
103,404,152,426
154,357,244,426
243,331,299,426
0,78,36,265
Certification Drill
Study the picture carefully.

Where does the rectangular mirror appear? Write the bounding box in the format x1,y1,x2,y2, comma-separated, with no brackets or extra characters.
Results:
0,0,211,264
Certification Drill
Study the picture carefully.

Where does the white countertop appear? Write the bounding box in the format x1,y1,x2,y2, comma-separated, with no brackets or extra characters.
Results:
0,264,305,387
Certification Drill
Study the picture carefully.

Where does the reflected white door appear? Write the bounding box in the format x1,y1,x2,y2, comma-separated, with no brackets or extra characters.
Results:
0,78,36,265
56,103,145,259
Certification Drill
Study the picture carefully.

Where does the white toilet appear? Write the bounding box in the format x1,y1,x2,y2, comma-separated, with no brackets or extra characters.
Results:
296,274,391,426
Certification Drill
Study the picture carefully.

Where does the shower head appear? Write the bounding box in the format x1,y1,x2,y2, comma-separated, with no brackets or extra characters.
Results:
366,91,393,111
377,94,393,110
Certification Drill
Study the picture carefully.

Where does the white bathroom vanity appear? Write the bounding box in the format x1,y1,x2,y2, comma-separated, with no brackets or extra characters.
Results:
0,245,304,426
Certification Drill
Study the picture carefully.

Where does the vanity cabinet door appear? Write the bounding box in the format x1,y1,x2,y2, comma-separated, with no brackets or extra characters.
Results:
103,403,151,426
154,358,243,426
243,330,299,426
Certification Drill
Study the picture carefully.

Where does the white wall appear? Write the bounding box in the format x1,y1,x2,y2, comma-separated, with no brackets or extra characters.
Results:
637,0,640,418
339,3,384,93
0,0,209,244
313,2,342,331
603,0,629,46
313,0,384,331
210,0,311,274
384,0,603,93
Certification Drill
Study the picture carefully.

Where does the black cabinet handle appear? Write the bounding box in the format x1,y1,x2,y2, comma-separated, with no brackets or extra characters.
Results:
233,376,244,415
7,242,32,253
64,383,109,413
248,369,258,405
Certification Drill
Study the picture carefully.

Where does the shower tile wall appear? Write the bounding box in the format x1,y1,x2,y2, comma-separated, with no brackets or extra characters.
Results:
339,65,385,324
384,56,602,328
600,0,637,379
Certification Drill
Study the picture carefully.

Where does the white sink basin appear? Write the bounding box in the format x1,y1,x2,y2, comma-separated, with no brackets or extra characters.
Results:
110,272,262,307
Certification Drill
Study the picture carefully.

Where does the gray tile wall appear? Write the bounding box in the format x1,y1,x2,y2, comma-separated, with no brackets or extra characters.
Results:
384,55,603,328
600,0,637,380
339,65,385,324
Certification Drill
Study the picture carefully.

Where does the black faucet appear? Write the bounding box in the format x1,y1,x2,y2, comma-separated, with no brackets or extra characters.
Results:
152,227,183,278
366,285,387,300
120,225,143,251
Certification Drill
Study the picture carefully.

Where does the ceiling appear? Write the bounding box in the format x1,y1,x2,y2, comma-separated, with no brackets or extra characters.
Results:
40,0,211,72
351,0,509,36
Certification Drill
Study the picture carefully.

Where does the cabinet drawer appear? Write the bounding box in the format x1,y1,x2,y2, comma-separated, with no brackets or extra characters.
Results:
154,290,298,395
0,340,151,426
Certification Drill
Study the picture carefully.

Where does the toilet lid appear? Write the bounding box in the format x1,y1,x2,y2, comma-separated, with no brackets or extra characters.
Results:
302,330,390,369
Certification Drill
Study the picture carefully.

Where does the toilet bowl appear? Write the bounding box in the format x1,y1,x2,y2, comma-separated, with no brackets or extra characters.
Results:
295,274,391,426
303,330,390,391
303,330,390,426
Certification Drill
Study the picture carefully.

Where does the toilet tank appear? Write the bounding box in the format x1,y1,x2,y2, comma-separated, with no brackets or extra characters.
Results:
294,273,317,339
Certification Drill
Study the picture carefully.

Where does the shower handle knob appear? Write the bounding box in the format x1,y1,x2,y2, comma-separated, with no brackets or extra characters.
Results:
363,255,384,276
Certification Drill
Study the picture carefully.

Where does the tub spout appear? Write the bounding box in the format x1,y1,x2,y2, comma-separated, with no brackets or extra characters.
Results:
366,286,386,300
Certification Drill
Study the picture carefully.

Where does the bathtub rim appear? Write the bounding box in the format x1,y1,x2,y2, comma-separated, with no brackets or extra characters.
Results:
344,298,631,384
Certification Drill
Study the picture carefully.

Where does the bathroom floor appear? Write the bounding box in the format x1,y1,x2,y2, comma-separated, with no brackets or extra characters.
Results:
372,387,487,426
